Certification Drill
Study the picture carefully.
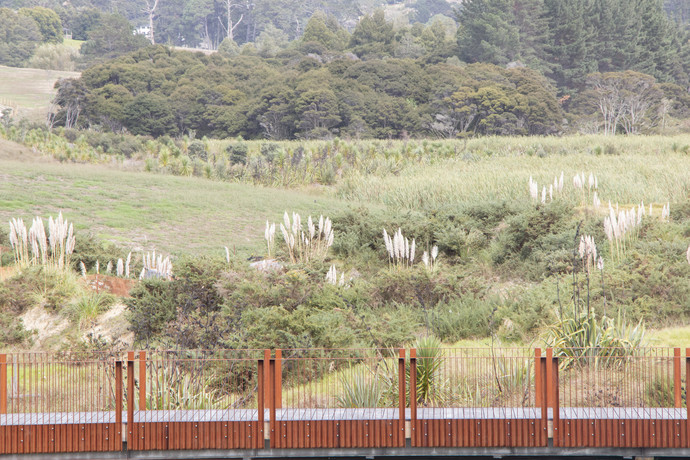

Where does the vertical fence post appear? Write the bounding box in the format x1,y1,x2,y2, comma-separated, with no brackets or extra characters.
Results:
409,349,417,447
0,354,6,414
138,351,146,411
115,361,123,448
535,348,542,407
686,348,690,448
275,349,282,409
257,357,265,449
127,358,134,448
263,350,271,411
675,348,682,408
535,348,547,446
398,348,406,447
269,354,276,449
546,348,559,447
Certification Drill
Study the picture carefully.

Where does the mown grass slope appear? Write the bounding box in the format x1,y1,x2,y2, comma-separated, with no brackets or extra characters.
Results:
0,65,79,121
0,156,355,256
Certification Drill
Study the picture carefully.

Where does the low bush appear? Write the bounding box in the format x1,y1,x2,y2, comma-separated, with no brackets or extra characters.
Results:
126,279,177,343
430,297,494,342
0,312,33,347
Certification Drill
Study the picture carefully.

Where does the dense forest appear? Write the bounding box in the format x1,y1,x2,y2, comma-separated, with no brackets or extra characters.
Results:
2,0,690,138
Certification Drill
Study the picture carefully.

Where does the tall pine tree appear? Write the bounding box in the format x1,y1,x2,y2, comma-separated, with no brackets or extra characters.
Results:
456,0,520,65
543,0,597,89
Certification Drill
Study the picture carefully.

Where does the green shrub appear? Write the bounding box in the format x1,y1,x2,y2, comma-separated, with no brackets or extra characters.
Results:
358,303,421,348
187,140,207,160
126,279,177,342
238,305,362,350
226,142,249,165
0,312,33,347
70,234,128,273
491,202,575,279
430,297,493,342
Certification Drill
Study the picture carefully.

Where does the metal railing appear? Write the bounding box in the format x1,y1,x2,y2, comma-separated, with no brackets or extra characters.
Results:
1,347,689,453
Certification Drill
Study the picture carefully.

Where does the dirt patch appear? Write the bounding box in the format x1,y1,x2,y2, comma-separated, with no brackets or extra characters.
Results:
84,275,137,297
19,306,69,349
84,303,133,348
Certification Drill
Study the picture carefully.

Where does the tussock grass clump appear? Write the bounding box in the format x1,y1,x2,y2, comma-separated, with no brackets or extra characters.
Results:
604,202,645,264
68,292,114,329
325,264,346,287
279,212,334,263
139,251,173,280
421,246,439,273
8,212,76,271
383,228,415,268
265,220,276,258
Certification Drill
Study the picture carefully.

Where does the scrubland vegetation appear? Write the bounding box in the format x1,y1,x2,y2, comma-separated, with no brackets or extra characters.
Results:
1,134,689,355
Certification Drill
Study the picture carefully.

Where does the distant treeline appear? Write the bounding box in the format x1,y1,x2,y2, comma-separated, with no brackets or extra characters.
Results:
53,45,566,138
16,0,690,138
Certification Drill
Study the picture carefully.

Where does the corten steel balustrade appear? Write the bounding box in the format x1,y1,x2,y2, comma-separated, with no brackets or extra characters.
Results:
0,351,123,454
409,348,547,448
127,349,266,451
270,348,406,449
551,347,689,448
1,347,690,455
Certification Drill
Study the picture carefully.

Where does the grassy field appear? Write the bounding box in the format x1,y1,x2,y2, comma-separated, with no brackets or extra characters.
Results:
63,39,85,49
335,135,690,209
3,133,690,255
0,66,80,122
0,157,356,256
